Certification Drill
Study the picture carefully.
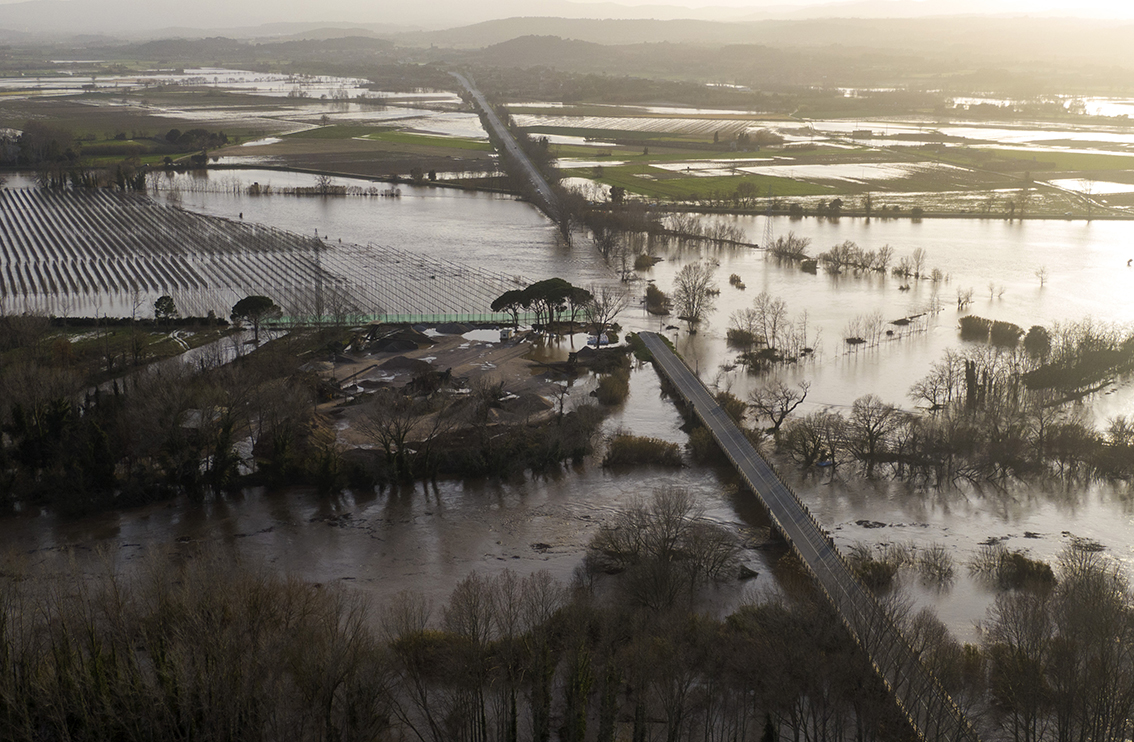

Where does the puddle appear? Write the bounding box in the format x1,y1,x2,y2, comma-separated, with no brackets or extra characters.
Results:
462,329,503,343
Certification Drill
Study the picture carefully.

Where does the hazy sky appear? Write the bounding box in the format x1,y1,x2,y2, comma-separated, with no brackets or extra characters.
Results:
2,0,1134,34
0,0,1131,10
565,0,1134,12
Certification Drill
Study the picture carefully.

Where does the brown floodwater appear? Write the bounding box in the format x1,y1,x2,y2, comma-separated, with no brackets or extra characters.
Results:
5,173,1134,642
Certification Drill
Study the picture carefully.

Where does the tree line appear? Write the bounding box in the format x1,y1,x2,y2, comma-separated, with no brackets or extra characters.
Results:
0,308,340,512
4,487,1132,742
760,318,1134,484
491,279,629,339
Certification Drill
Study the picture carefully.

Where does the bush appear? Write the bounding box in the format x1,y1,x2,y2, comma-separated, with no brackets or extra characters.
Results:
990,320,1024,346
726,328,758,347
687,426,724,464
714,390,747,423
958,315,992,340
595,366,630,405
1023,348,1131,391
1024,325,1052,357
646,283,671,315
626,331,650,361
584,487,739,608
917,543,955,584
602,435,683,467
969,544,1056,590
634,253,657,270
847,544,899,590
959,316,1023,345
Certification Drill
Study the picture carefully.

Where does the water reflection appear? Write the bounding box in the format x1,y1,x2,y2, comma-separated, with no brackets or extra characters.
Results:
6,171,1134,643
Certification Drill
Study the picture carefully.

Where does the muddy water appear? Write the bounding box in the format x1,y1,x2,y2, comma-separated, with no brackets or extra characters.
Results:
151,169,615,287
7,176,1134,640
641,214,1134,424
0,367,772,617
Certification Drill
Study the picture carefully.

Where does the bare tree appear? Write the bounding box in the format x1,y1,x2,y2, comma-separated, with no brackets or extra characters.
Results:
585,487,739,610
957,287,974,309
382,591,453,742
749,379,810,432
584,284,630,339
672,262,718,331
911,247,928,278
752,291,788,348
357,390,419,479
847,394,901,476
875,244,894,271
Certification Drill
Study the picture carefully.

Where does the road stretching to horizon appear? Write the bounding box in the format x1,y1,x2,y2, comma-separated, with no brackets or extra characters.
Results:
639,331,983,742
451,71,561,222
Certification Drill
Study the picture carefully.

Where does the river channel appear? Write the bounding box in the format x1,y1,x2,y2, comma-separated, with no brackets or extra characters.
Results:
4,170,1134,642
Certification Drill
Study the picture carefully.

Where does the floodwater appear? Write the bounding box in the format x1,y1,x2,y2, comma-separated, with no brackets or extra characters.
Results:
646,214,1134,417
0,365,770,619
0,67,372,101
6,173,1134,641
149,168,615,287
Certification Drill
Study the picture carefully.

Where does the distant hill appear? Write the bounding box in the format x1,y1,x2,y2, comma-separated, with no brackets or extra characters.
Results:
395,18,761,48
2,0,1133,39
61,36,395,66
402,15,1134,70
474,35,612,68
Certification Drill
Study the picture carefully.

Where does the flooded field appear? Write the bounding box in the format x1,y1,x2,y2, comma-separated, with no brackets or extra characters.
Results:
510,97,1134,214
0,67,423,102
4,170,1134,641
649,159,972,187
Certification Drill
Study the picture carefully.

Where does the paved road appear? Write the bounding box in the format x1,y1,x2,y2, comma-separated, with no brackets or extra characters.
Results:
639,332,981,742
451,72,561,221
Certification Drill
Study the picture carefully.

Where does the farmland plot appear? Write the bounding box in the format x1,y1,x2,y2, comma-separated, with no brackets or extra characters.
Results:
0,189,527,323
512,113,754,140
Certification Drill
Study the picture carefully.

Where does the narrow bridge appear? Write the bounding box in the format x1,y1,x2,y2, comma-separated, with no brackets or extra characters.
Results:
638,332,982,742
451,72,562,224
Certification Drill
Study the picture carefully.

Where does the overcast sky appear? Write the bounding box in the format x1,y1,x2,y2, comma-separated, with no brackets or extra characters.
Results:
2,0,1133,35
0,0,1131,10
567,0,1134,12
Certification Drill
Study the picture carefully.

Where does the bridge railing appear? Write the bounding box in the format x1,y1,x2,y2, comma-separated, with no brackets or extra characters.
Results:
641,332,981,742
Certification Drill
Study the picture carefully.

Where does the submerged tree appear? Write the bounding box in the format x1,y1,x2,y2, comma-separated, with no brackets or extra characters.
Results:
672,262,718,332
749,379,810,432
584,487,739,610
584,284,630,339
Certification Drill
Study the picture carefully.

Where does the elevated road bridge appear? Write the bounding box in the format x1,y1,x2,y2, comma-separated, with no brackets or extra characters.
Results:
638,331,981,742
451,72,562,224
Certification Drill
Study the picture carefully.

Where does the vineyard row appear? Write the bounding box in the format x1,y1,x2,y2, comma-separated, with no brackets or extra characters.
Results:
0,189,528,322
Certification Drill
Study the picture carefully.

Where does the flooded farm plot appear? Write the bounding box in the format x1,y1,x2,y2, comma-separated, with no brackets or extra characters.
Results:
7,165,1134,640
513,99,1134,213
512,112,755,139
647,160,981,190
1,67,372,101
0,188,529,321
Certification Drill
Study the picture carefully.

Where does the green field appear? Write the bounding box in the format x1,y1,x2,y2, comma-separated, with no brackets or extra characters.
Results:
364,131,492,151
561,161,833,200
938,147,1134,172
278,126,493,152
285,125,385,140
527,125,698,141
0,94,291,140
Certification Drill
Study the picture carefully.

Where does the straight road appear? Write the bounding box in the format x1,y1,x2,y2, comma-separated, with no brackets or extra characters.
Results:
451,72,561,221
639,331,981,742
